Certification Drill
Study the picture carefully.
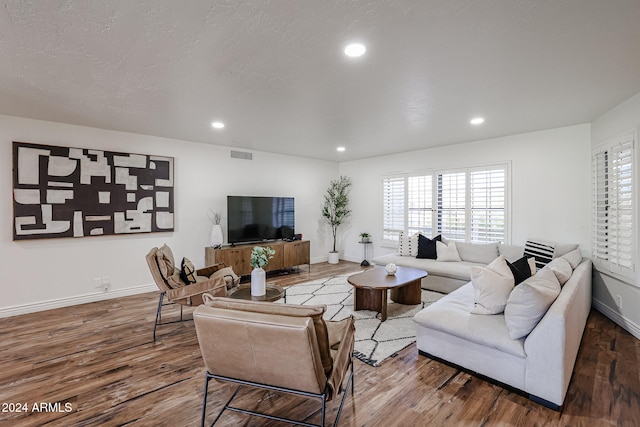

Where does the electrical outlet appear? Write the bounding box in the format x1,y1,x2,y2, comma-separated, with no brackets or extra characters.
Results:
617,295,622,309
101,277,111,292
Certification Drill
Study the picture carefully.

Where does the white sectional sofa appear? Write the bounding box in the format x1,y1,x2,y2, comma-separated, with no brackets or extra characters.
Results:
372,239,577,294
372,240,526,293
413,255,592,409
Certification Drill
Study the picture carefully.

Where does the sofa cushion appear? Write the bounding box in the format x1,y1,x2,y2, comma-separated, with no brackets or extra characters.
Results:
436,240,461,262
543,257,572,286
457,242,499,264
417,234,441,259
470,256,514,314
397,231,420,256
561,248,582,269
413,283,526,358
498,244,525,262
373,253,483,281
504,268,561,339
553,243,580,258
524,240,555,269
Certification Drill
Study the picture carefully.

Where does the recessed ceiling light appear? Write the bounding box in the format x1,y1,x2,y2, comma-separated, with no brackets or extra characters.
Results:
337,146,346,152
470,117,485,125
344,43,366,57
211,121,225,129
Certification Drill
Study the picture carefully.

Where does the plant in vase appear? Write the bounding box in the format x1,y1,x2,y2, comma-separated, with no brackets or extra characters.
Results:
322,175,352,264
208,209,223,248
359,232,371,243
250,246,275,296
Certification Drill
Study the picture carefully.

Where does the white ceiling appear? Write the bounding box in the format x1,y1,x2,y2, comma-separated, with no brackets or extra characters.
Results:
1,1,640,162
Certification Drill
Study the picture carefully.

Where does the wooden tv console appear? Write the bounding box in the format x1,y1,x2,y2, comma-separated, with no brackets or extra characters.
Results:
205,240,310,276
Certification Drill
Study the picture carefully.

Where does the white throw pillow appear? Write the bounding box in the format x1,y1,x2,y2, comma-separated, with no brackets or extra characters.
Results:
436,240,462,262
397,231,420,256
528,257,537,275
470,256,515,315
561,248,582,269
485,254,514,277
543,257,572,286
504,268,561,339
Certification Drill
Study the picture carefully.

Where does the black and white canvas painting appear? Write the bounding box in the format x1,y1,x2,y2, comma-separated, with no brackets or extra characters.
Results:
12,141,174,240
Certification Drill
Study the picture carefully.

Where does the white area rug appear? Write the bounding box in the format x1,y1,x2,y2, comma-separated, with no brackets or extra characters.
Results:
280,272,444,367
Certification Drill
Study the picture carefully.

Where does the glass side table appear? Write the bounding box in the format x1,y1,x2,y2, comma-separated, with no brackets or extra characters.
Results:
359,241,372,267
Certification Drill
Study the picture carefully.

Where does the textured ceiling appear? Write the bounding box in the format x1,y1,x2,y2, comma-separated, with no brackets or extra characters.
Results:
1,0,640,162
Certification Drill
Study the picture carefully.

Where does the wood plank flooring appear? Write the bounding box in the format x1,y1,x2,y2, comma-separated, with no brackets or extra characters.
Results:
1,261,638,426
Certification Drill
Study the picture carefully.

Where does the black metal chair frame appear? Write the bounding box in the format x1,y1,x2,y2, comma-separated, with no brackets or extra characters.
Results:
153,273,237,342
153,291,189,342
201,357,354,427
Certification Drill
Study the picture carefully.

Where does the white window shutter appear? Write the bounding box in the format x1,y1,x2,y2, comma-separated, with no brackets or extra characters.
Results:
469,166,506,242
592,132,635,282
408,175,433,236
437,171,466,241
382,175,405,244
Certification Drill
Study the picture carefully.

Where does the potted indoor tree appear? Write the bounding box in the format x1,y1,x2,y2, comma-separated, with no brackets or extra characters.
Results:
322,175,352,264
250,246,275,296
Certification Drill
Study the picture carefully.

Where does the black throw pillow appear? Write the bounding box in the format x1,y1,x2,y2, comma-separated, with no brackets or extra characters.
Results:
416,234,441,259
180,257,198,284
507,256,532,285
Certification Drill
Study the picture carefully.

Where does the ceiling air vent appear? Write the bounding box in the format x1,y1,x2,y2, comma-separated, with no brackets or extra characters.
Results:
230,150,253,160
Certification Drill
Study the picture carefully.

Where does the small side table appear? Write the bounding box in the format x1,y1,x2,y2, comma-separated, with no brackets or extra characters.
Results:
359,241,372,267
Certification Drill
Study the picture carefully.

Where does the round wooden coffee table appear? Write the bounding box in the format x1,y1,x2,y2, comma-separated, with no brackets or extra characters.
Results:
347,266,427,321
227,283,285,302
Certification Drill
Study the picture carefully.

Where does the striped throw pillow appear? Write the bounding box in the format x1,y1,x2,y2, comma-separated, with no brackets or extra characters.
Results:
524,240,555,270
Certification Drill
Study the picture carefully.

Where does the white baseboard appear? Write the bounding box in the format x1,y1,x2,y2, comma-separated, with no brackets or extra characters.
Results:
310,256,328,264
341,255,363,264
592,298,640,340
0,284,157,319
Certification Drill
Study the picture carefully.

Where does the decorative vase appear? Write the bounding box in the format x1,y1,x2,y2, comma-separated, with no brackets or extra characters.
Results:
328,251,340,264
210,224,223,248
251,267,266,296
385,263,397,275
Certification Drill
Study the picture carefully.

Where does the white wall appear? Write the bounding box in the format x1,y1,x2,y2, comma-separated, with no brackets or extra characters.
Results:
0,114,338,316
591,91,640,339
338,124,592,265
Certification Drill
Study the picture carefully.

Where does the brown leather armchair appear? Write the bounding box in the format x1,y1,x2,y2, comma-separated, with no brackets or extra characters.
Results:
194,297,355,427
145,244,239,341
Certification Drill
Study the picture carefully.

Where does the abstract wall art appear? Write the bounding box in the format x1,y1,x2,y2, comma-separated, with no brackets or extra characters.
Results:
12,141,174,240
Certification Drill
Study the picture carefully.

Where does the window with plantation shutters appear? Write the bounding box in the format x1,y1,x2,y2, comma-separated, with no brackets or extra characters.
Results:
470,167,506,242
382,163,508,247
382,174,434,245
592,132,635,282
382,175,405,243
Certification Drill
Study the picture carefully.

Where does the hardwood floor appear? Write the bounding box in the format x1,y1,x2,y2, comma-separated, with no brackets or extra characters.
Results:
1,261,638,426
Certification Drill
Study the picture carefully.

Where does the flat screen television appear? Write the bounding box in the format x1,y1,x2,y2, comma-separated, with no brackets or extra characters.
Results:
227,196,295,244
